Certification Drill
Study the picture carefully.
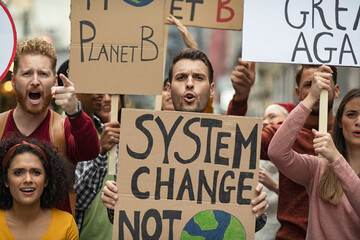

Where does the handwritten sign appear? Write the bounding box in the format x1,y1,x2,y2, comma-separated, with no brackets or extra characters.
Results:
166,0,244,30
0,1,16,81
243,0,360,66
113,109,262,240
69,0,166,94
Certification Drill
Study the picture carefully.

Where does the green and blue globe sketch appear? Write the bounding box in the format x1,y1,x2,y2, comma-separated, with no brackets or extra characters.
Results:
181,210,246,240
123,0,154,7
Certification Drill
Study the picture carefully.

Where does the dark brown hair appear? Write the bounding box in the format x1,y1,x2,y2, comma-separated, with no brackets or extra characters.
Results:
295,65,337,86
168,48,214,84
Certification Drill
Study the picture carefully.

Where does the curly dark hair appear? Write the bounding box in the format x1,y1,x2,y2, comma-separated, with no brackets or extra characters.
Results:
0,137,74,209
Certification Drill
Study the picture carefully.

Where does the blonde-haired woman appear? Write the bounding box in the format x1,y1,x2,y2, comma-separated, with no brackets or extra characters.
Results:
268,65,360,239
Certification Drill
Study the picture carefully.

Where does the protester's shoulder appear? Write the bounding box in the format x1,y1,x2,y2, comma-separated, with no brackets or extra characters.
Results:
52,208,74,223
44,209,78,239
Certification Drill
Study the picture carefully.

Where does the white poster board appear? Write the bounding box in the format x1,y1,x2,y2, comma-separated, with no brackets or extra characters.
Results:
243,0,360,67
0,2,16,81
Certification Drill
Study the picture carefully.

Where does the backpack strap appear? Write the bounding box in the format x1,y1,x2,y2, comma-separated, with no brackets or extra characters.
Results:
0,110,10,139
49,110,76,217
49,110,67,157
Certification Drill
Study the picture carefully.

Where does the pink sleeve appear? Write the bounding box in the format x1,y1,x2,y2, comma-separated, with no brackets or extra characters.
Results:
268,102,319,187
331,156,360,218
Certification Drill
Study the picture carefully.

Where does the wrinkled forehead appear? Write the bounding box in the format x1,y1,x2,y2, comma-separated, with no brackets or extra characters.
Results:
173,59,209,77
17,54,55,73
299,67,316,85
9,152,44,169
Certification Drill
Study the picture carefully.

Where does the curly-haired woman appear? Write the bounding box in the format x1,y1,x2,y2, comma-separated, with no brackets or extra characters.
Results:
0,138,78,240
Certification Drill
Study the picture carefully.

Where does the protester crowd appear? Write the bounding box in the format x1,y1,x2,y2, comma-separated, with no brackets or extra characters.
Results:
0,11,360,240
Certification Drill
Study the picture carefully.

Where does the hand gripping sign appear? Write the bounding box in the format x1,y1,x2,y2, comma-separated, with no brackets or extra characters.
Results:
0,1,16,81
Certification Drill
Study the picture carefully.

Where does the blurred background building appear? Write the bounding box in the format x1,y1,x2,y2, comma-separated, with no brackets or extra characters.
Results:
1,0,359,117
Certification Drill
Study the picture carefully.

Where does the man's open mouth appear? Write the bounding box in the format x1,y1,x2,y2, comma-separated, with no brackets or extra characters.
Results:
184,93,195,102
28,91,41,104
29,92,41,100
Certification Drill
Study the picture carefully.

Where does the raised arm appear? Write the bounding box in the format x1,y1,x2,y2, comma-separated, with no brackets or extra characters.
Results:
268,65,334,186
55,74,100,162
227,59,255,116
167,14,199,49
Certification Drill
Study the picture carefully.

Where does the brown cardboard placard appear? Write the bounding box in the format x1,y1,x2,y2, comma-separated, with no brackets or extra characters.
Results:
166,0,244,30
69,0,166,95
113,108,262,240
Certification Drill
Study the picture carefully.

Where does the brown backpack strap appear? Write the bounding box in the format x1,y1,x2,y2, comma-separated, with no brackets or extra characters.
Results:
49,111,76,217
0,110,10,139
49,110,67,157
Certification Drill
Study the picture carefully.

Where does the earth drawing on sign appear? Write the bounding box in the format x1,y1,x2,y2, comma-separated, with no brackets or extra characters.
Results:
123,0,154,7
181,210,246,240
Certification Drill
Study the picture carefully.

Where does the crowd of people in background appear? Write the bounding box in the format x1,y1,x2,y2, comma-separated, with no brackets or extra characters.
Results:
0,10,360,240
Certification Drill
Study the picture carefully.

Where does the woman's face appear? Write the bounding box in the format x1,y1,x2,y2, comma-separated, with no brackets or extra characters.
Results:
5,152,47,208
341,97,360,149
263,105,287,129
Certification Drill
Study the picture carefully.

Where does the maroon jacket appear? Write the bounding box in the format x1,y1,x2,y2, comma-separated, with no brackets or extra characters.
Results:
227,97,334,240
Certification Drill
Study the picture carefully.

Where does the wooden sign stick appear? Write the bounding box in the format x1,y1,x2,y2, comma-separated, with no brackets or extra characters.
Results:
318,89,328,158
108,94,119,175
155,95,162,110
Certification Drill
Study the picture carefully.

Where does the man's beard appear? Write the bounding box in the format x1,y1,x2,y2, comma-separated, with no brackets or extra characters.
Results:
16,90,52,115
310,100,334,116
171,91,209,113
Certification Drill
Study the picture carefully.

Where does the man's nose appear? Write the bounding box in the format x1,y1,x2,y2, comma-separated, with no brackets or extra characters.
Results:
30,74,40,86
186,76,194,89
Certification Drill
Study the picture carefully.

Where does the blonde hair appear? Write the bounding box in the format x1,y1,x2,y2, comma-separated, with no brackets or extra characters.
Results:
318,88,360,205
13,38,57,75
318,167,343,205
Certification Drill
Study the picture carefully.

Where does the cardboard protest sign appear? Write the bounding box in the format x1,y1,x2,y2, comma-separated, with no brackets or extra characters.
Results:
166,0,244,30
0,1,16,81
243,0,360,67
113,109,262,240
69,0,166,94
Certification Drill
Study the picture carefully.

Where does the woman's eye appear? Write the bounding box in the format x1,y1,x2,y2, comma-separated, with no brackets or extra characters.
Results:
14,170,23,176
